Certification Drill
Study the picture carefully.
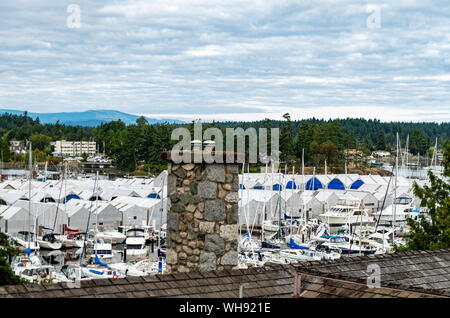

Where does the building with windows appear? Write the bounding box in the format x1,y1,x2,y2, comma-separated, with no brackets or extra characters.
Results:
53,140,96,156
9,140,27,155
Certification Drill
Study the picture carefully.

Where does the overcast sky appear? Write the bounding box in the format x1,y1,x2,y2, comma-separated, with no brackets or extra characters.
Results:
1,0,450,122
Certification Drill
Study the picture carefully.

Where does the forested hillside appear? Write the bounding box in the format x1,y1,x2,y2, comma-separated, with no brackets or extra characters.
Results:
0,111,448,173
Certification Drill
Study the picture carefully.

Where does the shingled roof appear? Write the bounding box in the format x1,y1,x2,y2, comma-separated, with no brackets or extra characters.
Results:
0,265,295,298
294,248,450,297
1,249,449,298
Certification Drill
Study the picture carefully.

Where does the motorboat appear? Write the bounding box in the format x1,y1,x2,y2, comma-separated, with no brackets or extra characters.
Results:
320,235,377,255
12,231,40,251
279,249,324,261
11,255,42,275
89,238,113,259
373,196,415,226
97,228,126,244
16,265,58,283
319,198,372,232
125,228,147,256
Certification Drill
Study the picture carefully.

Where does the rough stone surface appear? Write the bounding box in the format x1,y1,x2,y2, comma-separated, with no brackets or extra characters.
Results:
166,212,178,232
198,252,217,271
166,249,178,265
204,234,224,252
171,203,185,213
189,181,198,195
220,224,239,241
167,174,177,195
206,164,225,183
221,251,238,266
164,155,239,274
227,164,239,174
182,163,195,171
198,181,217,199
204,200,226,221
199,221,215,234
173,167,187,179
224,192,238,203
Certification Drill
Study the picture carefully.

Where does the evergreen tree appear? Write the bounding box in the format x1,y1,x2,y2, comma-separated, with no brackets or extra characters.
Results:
396,141,450,251
375,131,387,150
0,231,23,285
279,113,294,161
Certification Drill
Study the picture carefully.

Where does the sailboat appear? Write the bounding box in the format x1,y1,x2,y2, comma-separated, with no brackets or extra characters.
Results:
22,141,40,251
59,225,85,248
38,232,62,250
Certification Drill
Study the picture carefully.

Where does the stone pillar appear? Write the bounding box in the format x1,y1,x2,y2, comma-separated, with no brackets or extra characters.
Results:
162,151,240,273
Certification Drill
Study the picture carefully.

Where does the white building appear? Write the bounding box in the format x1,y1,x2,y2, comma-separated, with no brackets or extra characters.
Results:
54,140,96,156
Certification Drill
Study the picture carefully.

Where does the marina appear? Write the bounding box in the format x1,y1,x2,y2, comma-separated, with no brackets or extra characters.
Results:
1,146,440,283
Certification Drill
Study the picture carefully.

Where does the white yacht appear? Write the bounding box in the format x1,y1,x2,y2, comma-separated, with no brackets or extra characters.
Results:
280,249,324,261
89,238,113,259
125,228,147,256
16,265,58,283
12,231,40,251
373,197,414,226
97,228,126,244
319,197,372,232
11,254,42,275
320,235,377,255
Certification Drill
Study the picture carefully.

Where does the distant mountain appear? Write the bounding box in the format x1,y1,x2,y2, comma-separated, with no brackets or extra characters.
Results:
0,109,184,126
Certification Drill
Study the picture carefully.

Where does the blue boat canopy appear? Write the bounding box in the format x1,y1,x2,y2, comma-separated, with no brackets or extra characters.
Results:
273,184,282,191
286,180,297,189
306,177,323,190
350,179,364,190
328,178,345,190
63,194,81,203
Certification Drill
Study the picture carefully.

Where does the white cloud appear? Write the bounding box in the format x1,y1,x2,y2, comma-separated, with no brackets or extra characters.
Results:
0,0,449,121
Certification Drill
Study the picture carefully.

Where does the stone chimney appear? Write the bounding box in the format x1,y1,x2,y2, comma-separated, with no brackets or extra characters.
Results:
161,151,240,273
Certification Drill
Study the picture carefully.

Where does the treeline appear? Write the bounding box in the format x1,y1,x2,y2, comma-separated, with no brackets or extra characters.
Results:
0,112,448,173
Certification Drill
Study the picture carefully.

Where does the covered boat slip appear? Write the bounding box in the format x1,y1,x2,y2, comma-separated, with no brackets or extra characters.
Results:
13,200,68,233
0,205,30,234
110,196,166,229
65,199,122,229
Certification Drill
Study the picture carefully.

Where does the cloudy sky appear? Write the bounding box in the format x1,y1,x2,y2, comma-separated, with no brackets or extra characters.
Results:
1,0,450,122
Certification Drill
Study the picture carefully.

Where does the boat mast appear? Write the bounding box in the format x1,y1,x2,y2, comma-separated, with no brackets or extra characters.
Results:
405,134,409,178
28,140,32,246
392,133,399,242
261,160,268,243
237,162,244,258
80,170,99,265
302,148,306,225
290,165,294,236
157,170,165,273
